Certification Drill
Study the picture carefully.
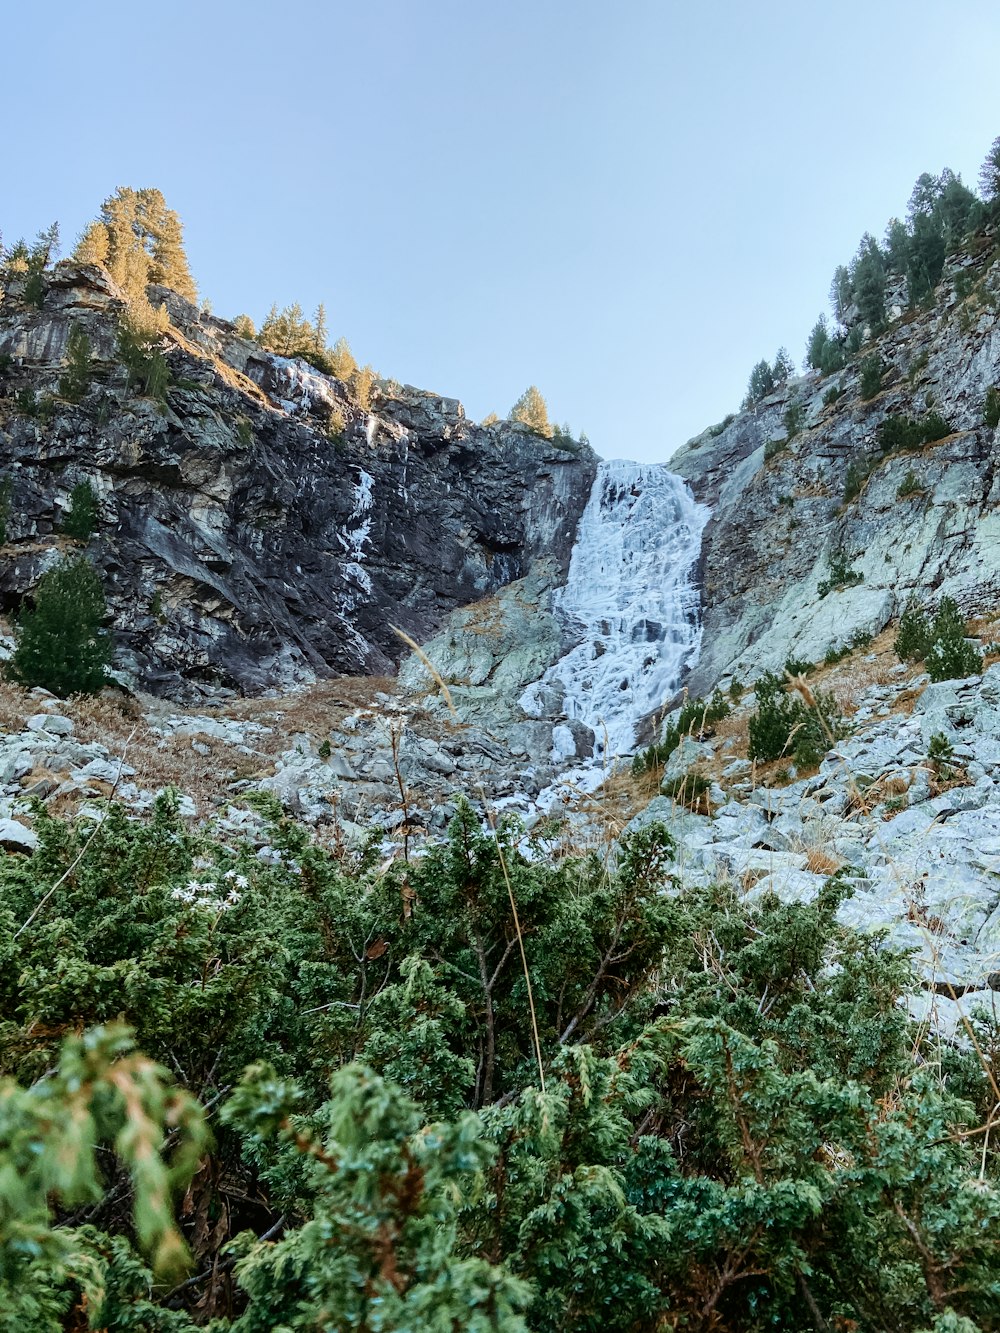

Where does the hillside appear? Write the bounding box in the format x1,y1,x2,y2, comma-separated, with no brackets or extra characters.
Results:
7,180,1000,1330
0,261,596,697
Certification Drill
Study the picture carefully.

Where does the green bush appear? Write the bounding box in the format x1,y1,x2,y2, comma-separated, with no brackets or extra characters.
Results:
661,769,712,811
61,480,99,541
782,399,805,439
118,317,171,402
897,469,925,498
877,411,953,451
818,551,864,598
822,383,842,407
927,730,956,777
843,459,868,502
632,690,730,774
985,385,1000,429
895,595,983,680
895,597,933,662
4,797,1000,1327
925,596,983,682
6,555,112,695
747,670,841,766
764,437,787,462
859,354,884,399
58,322,91,402
708,412,736,438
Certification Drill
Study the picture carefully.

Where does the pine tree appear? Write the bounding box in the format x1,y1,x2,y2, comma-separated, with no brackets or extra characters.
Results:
829,265,852,325
742,359,775,409
883,217,910,275
907,211,945,305
62,481,100,541
75,187,197,307
7,557,112,696
850,234,886,332
509,385,552,437
329,336,357,381
143,191,197,303
232,314,256,340
979,134,1000,209
73,221,110,268
59,323,92,402
805,315,829,370
313,303,329,355
772,346,795,382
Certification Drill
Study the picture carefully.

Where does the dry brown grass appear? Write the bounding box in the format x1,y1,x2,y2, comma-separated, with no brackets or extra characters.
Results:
804,847,843,876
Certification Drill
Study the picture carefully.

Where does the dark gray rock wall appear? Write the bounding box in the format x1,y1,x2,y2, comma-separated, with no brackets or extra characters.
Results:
0,264,597,697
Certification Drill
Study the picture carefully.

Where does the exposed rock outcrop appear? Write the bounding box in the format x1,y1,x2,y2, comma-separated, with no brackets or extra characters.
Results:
671,238,1000,695
0,263,597,698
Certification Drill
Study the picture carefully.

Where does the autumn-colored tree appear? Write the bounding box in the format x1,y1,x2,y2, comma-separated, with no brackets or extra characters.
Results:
509,385,552,437
73,187,197,305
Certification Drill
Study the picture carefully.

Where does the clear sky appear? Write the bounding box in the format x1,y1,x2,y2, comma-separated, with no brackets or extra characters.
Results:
4,0,1000,462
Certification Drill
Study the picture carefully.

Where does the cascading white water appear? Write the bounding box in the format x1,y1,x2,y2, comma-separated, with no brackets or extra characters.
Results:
522,459,709,767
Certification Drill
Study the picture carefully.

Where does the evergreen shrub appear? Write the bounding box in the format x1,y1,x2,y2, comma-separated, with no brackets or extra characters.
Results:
6,556,112,695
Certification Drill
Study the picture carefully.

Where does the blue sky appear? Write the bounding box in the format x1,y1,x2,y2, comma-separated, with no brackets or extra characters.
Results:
5,0,1000,462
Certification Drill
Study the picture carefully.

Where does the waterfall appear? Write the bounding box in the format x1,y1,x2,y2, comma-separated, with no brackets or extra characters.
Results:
522,459,709,765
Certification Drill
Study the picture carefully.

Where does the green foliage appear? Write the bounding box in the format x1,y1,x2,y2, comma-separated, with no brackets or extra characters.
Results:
58,323,91,403
632,691,730,774
897,469,926,498
859,353,885,399
747,671,841,766
772,346,795,382
117,313,171,401
12,223,60,311
6,556,112,696
806,313,830,369
782,399,805,439
925,597,983,682
0,1023,206,1308
895,597,933,662
708,412,736,438
661,769,712,812
984,386,1000,429
843,459,868,502
0,476,11,546
61,480,99,541
927,731,956,777
744,360,773,407
878,411,953,450
4,797,1000,1328
823,382,842,407
784,656,813,676
895,596,983,680
550,422,582,453
851,232,887,331
908,349,930,382
764,437,787,462
817,551,864,598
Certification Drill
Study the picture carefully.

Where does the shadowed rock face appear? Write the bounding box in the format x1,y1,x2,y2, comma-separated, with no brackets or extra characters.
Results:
0,264,597,698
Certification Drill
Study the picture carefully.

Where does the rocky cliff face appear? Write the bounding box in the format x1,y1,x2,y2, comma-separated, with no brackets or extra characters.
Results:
671,235,1000,695
0,264,597,698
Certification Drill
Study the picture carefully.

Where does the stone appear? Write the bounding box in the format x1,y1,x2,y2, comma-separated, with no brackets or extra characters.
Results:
0,819,37,853
0,263,597,700
26,714,75,736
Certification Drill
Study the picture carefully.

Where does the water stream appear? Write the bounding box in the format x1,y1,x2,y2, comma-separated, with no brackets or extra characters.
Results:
521,458,709,799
